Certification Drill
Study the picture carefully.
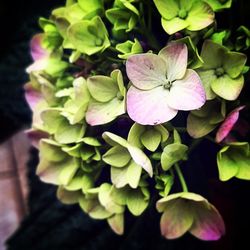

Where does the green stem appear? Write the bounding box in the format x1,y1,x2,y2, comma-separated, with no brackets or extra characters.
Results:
174,163,188,192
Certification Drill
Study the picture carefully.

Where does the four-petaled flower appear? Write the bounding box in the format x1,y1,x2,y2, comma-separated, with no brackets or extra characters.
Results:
156,192,225,240
126,43,206,125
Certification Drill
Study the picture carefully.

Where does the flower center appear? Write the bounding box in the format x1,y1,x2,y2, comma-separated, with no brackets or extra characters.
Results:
163,80,172,90
116,92,124,101
178,9,188,19
215,67,225,77
95,38,103,46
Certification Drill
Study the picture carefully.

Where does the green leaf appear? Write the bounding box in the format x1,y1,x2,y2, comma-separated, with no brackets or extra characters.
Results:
102,145,131,167
82,175,94,193
161,143,188,171
141,128,161,151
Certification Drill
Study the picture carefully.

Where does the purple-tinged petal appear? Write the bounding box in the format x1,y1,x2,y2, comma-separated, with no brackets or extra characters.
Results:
158,43,188,81
160,199,193,239
127,86,178,125
30,34,49,61
126,54,167,90
190,203,225,241
216,106,245,143
25,129,49,149
24,83,43,111
168,69,206,111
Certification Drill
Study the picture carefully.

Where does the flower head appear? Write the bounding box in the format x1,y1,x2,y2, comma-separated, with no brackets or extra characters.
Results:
153,0,214,35
126,43,206,125
156,192,225,240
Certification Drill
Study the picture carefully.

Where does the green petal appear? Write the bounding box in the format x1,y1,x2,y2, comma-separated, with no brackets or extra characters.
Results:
87,76,118,102
58,158,79,185
153,0,179,20
86,98,125,126
161,143,188,171
223,51,247,78
161,17,188,35
128,123,146,148
126,189,149,216
187,113,217,138
67,16,110,55
55,120,85,144
111,166,129,188
200,40,228,70
102,132,128,148
197,70,217,100
141,129,161,151
102,145,131,167
217,143,250,181
211,74,244,101
57,186,81,204
108,213,124,235
126,161,142,189
186,1,214,31
160,199,193,239
204,0,232,11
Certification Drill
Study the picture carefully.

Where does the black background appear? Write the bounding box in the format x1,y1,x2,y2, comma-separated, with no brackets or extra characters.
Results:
1,0,250,249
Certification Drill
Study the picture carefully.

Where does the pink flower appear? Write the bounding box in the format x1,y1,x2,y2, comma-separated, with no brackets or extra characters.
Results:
216,106,245,143
126,43,206,125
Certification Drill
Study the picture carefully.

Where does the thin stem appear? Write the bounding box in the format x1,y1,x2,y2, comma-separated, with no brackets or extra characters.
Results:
205,135,216,143
174,163,188,192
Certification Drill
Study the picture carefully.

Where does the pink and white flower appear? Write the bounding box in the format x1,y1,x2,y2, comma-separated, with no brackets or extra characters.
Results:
126,43,206,125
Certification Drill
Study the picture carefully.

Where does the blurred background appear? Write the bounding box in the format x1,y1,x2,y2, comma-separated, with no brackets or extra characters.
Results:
0,0,250,249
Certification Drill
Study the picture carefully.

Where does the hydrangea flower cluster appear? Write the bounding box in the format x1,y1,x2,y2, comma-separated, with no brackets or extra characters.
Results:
25,0,249,241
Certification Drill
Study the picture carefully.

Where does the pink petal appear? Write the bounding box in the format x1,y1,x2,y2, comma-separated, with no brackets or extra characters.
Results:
30,34,49,61
158,43,188,81
127,86,178,125
126,54,167,90
216,106,245,143
167,69,206,111
190,203,225,241
25,129,49,149
24,83,43,111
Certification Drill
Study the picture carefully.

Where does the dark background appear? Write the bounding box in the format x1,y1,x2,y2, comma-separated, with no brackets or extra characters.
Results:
1,0,250,249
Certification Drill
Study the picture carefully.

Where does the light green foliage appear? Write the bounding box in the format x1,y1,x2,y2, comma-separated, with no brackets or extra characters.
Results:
217,142,250,181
